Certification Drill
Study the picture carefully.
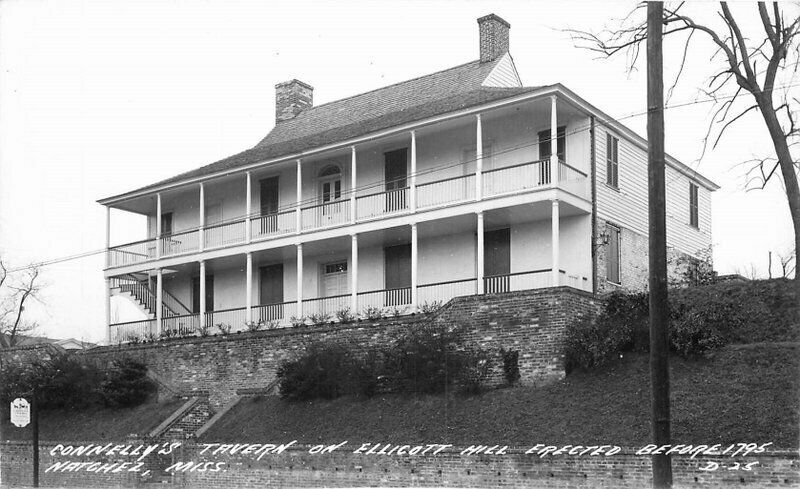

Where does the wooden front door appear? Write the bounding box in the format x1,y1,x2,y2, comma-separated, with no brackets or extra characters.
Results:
191,275,214,313
384,244,411,305
259,264,284,321
259,177,280,233
259,264,284,305
484,228,510,293
384,149,407,211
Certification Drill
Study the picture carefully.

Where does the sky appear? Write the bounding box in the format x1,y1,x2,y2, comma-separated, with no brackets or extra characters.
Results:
0,0,796,343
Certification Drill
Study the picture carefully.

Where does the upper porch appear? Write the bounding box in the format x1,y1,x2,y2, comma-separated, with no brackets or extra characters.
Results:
103,93,592,275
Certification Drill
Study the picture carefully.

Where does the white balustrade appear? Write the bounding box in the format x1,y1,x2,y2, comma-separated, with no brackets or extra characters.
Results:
356,188,409,220
204,220,246,249
251,211,296,240
416,174,476,209
301,200,351,231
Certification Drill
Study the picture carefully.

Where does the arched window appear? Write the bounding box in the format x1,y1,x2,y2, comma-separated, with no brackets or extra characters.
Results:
318,165,342,204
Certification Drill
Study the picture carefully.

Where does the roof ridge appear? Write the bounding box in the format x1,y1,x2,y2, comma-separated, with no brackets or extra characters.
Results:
260,58,491,137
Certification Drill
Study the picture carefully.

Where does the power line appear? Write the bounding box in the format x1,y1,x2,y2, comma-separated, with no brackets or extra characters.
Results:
8,83,797,274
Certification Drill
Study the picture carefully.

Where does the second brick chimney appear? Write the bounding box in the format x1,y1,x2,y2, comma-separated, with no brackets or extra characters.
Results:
275,79,313,123
477,14,510,63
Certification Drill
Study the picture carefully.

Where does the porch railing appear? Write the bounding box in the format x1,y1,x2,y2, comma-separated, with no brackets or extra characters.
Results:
161,313,200,337
109,319,156,344
253,301,297,326
301,200,350,231
417,174,475,209
160,230,199,257
108,240,154,268
356,188,409,220
484,269,554,293
251,211,295,240
204,220,246,249
357,287,412,312
206,307,248,333
107,159,589,269
302,294,350,318
417,277,478,307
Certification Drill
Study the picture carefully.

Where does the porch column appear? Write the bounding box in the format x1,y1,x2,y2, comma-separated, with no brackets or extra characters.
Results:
199,182,205,252
476,114,483,200
296,159,302,233
550,95,558,184
351,146,357,224
410,131,417,212
199,260,206,330
477,212,485,294
552,199,560,286
156,193,162,259
246,172,252,244
351,234,358,312
296,243,303,316
246,252,253,323
105,278,111,343
105,206,111,268
411,223,418,309
156,268,163,335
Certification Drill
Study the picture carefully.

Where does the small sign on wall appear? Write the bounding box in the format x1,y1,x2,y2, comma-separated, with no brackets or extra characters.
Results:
10,398,30,427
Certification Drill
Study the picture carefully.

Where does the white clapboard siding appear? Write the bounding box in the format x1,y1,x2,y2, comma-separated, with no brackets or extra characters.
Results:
482,53,522,88
595,125,712,257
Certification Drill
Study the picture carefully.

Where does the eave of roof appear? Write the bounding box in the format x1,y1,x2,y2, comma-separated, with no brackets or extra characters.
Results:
99,70,719,205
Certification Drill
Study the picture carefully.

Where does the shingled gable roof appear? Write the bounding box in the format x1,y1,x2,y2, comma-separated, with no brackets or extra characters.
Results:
104,57,545,202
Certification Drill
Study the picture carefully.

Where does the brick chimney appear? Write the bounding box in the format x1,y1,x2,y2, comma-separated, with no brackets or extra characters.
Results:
477,14,510,63
275,79,313,123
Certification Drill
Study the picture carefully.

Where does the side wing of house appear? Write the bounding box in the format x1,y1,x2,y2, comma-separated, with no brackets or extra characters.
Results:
594,123,714,293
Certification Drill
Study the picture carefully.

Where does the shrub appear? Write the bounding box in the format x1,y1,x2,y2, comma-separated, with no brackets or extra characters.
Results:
362,306,382,321
669,311,727,357
100,358,156,408
277,342,350,401
290,316,307,328
420,301,443,315
383,323,474,395
308,313,330,325
456,347,493,395
565,315,632,372
215,323,232,335
500,348,520,385
245,320,264,332
335,307,356,324
198,322,211,337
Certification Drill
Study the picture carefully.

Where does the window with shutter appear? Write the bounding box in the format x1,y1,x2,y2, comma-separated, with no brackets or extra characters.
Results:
689,183,699,228
606,134,619,188
606,225,621,285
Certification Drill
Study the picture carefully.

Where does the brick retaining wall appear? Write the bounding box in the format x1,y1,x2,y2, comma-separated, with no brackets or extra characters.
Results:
3,441,797,488
13,287,598,407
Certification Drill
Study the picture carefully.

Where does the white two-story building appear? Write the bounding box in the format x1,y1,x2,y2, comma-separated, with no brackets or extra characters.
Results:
99,14,717,343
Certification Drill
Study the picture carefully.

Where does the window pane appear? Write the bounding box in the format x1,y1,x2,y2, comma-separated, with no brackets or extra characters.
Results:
607,226,620,284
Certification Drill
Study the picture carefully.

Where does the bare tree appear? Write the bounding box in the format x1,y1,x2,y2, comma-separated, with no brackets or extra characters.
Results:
568,2,800,295
0,257,43,348
777,247,797,278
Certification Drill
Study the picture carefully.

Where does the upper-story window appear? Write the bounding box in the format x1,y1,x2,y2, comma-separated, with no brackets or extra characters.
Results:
606,133,619,188
318,165,342,204
689,182,699,228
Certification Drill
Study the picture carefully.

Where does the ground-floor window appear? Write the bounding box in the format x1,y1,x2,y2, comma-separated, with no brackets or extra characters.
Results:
606,224,621,285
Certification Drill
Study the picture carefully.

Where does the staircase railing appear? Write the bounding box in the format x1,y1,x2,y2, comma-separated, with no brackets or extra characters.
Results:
110,275,191,317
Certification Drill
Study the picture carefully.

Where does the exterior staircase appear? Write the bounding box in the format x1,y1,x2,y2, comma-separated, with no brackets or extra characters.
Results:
110,274,192,319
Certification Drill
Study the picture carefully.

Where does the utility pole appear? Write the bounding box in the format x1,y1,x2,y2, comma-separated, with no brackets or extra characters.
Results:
32,387,39,487
647,2,672,488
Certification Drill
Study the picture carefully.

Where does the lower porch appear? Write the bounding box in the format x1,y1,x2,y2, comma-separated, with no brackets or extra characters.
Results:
107,201,592,343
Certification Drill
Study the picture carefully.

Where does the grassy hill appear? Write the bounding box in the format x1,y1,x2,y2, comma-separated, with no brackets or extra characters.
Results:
203,278,799,448
3,279,797,448
201,343,799,448
0,398,183,442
